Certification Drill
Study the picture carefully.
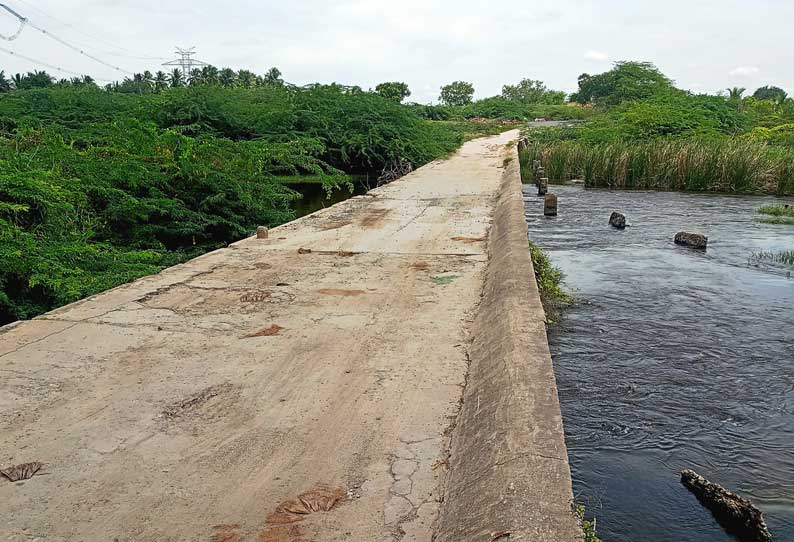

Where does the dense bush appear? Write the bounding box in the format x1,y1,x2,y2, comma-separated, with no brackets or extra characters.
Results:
0,85,466,323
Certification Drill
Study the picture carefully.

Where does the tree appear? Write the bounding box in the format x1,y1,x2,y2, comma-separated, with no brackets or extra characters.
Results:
219,68,237,88
0,71,11,92
12,70,53,90
168,69,184,88
200,66,219,86
439,81,474,106
753,86,788,103
570,61,673,106
154,71,168,92
726,87,746,100
262,67,283,86
501,78,565,104
374,81,411,103
188,68,203,86
237,69,257,88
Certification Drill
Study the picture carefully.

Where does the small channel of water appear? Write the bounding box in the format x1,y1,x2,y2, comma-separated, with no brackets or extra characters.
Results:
523,185,794,542
289,177,370,218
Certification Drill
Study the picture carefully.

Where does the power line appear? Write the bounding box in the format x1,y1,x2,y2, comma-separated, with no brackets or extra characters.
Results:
0,44,115,82
6,0,166,60
0,3,26,41
0,3,134,75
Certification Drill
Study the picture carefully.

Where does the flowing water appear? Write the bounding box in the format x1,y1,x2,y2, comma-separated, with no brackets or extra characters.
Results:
524,184,794,542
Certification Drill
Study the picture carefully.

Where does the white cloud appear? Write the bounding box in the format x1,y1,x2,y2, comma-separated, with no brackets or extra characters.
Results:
729,66,760,77
583,50,609,62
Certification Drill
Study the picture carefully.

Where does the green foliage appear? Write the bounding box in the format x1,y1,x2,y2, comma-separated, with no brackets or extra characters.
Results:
501,78,566,105
375,82,411,103
571,61,673,106
0,84,465,324
578,92,744,142
460,97,590,121
757,204,794,225
520,139,794,194
574,504,601,542
528,241,571,323
753,85,788,103
439,81,475,106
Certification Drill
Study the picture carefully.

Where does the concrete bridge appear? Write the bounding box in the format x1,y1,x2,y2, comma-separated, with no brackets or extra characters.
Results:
0,131,581,541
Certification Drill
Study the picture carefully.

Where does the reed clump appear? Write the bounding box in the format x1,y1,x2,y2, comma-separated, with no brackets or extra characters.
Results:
519,140,794,195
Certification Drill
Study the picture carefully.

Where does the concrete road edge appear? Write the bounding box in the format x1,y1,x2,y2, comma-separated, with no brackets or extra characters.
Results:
434,143,584,541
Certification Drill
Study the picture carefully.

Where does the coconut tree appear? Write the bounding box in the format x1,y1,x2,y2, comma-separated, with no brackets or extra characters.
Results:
726,87,746,100
237,69,257,88
0,71,11,92
168,69,184,88
262,67,283,86
219,67,237,88
153,71,168,91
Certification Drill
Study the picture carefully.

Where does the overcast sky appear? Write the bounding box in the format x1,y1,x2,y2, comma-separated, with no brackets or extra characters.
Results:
0,0,790,103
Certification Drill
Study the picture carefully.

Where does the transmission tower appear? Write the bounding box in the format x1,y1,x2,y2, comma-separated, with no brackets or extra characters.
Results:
162,47,208,76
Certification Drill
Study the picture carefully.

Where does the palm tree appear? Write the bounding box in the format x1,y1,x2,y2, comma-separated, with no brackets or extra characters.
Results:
142,70,154,90
237,69,257,88
11,73,23,89
726,87,746,100
262,67,283,86
219,67,237,88
154,71,168,92
0,71,11,92
188,68,203,86
168,69,184,88
200,65,219,86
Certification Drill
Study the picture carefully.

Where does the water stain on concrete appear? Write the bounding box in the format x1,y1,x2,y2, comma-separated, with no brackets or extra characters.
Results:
258,485,346,541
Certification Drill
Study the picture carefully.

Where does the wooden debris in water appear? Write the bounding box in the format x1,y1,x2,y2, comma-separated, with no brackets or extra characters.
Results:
681,469,772,542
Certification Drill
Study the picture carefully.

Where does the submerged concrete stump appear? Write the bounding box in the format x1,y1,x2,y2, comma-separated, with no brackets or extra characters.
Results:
609,211,626,229
544,193,558,216
674,231,707,250
538,178,548,196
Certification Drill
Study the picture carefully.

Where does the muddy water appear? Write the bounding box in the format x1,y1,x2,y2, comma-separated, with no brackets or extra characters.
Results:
524,185,794,542
290,177,369,218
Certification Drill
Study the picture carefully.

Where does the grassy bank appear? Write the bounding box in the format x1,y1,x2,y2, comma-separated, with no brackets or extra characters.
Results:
529,241,571,323
519,140,794,195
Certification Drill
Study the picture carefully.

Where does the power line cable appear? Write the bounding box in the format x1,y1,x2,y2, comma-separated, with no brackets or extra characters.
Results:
0,3,134,75
0,44,115,82
0,3,26,40
7,0,166,60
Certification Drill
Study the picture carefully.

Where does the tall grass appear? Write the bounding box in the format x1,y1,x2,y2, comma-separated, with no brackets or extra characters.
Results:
519,140,794,195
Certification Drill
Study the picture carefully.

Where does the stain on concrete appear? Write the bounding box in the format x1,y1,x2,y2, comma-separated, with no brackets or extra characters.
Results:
245,324,285,338
317,289,366,297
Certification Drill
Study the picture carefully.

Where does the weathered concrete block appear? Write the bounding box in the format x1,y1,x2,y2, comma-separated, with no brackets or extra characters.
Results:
544,194,558,216
609,211,626,229
256,226,269,239
538,178,548,196
674,231,708,250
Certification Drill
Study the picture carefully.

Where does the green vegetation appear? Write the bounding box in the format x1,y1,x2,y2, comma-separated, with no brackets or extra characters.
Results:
757,204,794,224
528,241,571,323
439,81,475,106
521,61,794,195
0,81,470,324
574,504,602,542
375,81,411,103
521,139,794,193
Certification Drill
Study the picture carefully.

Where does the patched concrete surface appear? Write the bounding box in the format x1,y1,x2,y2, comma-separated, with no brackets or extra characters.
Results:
0,130,579,542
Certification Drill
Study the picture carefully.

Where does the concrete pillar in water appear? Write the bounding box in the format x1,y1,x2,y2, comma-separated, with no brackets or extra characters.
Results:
538,178,548,196
534,167,545,188
256,226,269,239
544,193,558,216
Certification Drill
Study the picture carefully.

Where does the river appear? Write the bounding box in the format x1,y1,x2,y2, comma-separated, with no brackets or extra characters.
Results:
523,184,794,542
